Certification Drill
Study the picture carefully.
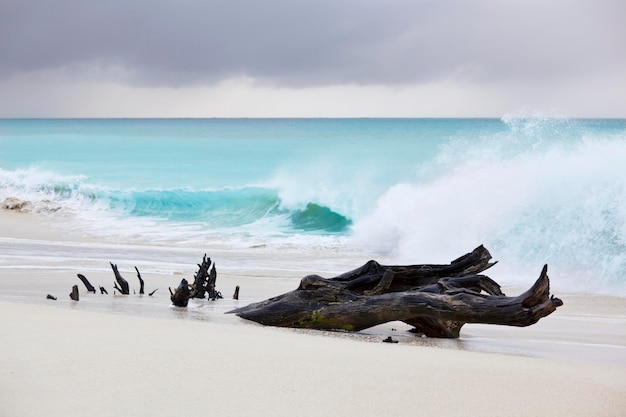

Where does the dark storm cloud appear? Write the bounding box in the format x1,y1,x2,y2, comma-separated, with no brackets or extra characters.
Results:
1,0,624,87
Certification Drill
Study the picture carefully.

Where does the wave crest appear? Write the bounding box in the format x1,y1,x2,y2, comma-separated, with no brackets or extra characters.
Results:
0,167,353,235
351,119,626,295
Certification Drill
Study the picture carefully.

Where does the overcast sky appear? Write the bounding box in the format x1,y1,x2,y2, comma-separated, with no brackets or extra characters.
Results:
1,0,624,117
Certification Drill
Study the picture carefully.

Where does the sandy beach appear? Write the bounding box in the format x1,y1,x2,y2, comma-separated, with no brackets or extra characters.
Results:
1,210,625,417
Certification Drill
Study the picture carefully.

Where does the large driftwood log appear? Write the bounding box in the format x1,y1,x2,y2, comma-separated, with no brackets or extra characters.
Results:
228,246,563,338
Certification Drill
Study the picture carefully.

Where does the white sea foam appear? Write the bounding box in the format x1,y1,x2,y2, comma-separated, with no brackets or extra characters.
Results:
351,123,626,295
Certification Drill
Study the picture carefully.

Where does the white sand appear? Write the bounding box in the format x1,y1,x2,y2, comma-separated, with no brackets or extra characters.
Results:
1,210,626,416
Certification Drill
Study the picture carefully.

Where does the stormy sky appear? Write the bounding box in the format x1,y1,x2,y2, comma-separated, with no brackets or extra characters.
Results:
1,0,624,117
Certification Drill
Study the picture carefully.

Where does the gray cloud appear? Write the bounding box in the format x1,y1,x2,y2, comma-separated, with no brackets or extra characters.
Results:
1,0,624,88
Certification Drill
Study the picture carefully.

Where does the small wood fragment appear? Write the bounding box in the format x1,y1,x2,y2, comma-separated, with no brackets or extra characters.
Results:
69,285,79,301
170,279,191,307
135,266,145,294
110,262,130,295
77,273,96,293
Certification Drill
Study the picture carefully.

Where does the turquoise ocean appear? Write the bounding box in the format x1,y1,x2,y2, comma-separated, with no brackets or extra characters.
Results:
1,117,625,296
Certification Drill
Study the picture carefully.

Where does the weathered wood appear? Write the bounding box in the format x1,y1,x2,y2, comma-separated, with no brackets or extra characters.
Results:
170,279,191,307
134,266,145,295
99,286,108,294
190,255,209,299
110,263,130,295
69,285,79,301
77,273,96,293
190,255,220,299
207,262,222,300
169,255,222,306
228,246,563,338
233,285,240,300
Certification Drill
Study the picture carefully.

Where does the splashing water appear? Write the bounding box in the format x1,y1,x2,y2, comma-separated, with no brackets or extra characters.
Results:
1,117,624,294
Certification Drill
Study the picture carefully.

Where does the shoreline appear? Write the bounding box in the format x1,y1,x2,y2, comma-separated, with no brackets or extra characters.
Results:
1,208,625,364
1,208,626,416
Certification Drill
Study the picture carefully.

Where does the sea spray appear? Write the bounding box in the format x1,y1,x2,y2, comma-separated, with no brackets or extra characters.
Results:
351,117,626,295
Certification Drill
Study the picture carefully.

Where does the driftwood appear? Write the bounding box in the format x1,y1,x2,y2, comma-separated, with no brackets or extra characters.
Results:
170,254,222,307
110,263,130,295
190,255,220,299
69,285,79,301
170,279,191,307
228,246,563,338
135,267,145,295
77,274,96,293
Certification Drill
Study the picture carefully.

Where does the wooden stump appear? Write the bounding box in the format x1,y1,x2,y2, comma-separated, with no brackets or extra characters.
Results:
69,285,79,301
